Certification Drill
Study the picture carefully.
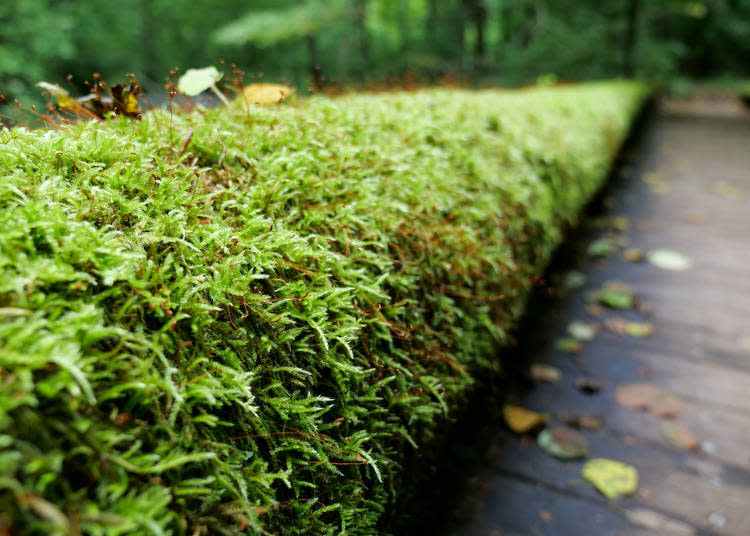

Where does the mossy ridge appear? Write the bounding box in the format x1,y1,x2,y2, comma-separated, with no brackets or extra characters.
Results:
0,81,647,535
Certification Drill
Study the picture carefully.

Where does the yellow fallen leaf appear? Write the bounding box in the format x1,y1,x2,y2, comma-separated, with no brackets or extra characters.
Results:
242,83,294,106
503,405,547,434
582,458,638,499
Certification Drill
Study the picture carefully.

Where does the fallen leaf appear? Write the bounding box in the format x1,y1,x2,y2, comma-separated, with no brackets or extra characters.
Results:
649,392,683,418
503,405,547,434
568,321,597,341
605,317,629,335
624,508,695,535
643,171,670,194
556,338,582,354
647,249,692,271
530,364,561,383
683,212,704,224
661,422,698,450
538,428,589,460
242,83,294,106
560,270,586,290
588,238,617,257
626,322,654,337
582,458,638,499
616,383,683,417
585,304,604,317
622,248,645,262
538,510,553,523
596,281,634,309
615,383,661,410
575,377,604,394
572,415,604,430
610,216,630,231
708,181,742,199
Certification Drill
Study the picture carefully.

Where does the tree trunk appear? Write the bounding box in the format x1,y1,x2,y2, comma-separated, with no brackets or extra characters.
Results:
355,0,371,76
624,0,640,77
307,35,324,91
463,0,487,72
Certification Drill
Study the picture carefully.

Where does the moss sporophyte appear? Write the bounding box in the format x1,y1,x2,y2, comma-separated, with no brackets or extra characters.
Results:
0,82,647,534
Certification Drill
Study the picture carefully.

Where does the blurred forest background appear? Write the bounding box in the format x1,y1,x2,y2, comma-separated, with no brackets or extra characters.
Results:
2,0,750,105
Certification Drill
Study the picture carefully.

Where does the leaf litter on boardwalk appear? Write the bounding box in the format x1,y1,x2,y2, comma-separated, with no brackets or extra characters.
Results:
647,249,693,271
615,383,683,418
503,405,548,434
568,321,597,341
530,364,561,383
582,458,638,499
661,422,698,450
624,509,695,535
538,428,589,460
596,281,634,309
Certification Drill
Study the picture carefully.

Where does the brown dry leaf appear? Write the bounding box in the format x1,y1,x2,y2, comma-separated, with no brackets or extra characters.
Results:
560,412,604,430
585,304,604,317
576,377,604,394
539,510,553,523
556,338,582,354
503,405,548,434
615,383,661,410
650,392,683,418
242,83,294,106
683,212,704,224
661,422,698,450
530,364,561,383
616,383,683,418
622,248,646,262
605,317,629,335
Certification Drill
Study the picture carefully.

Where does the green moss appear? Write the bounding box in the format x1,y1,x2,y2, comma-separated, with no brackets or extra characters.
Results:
0,81,647,535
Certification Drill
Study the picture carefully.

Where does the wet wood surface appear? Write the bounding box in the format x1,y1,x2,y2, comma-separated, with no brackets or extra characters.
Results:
449,103,750,535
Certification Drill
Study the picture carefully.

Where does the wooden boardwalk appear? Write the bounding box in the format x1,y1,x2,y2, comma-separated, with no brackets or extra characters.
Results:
446,101,750,535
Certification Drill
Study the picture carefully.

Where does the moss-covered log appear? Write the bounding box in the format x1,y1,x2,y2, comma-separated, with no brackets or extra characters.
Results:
0,81,647,535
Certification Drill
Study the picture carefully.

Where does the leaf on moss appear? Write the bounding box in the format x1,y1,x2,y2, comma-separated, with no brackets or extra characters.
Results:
582,458,638,499
538,427,588,460
37,81,78,110
242,83,294,106
503,405,548,434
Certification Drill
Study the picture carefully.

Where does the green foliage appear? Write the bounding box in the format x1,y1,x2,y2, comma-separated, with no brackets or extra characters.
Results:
0,81,647,534
214,0,349,46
